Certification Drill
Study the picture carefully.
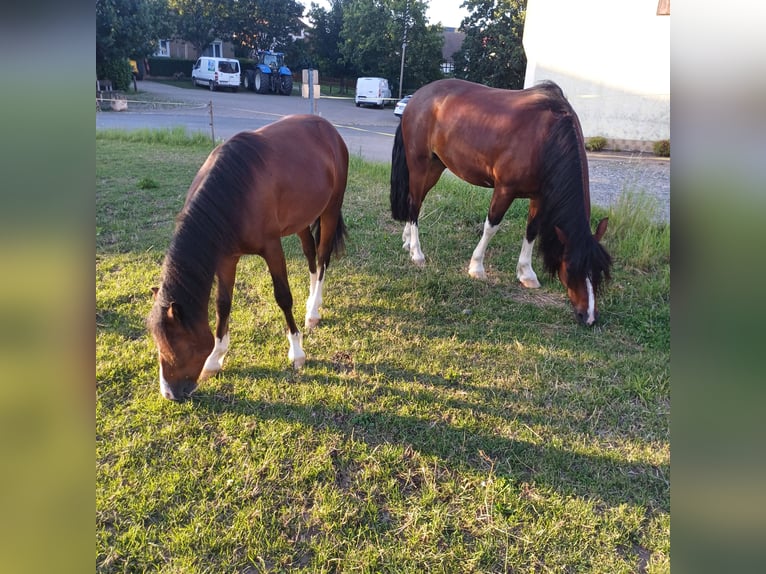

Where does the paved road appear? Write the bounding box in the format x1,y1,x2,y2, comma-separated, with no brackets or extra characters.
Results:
97,80,669,221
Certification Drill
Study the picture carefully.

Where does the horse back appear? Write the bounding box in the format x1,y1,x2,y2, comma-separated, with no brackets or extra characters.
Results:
403,79,578,193
185,115,348,252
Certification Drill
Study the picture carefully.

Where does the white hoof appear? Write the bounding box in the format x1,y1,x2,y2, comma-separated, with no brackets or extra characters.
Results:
292,354,306,370
305,316,320,331
468,268,487,280
402,241,410,251
287,331,305,370
412,255,426,267
198,368,219,381
519,276,541,289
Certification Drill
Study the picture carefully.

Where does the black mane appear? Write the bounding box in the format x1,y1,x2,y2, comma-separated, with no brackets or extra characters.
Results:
532,91,612,293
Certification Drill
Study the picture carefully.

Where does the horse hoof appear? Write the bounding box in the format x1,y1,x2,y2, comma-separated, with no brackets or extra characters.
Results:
292,356,306,370
199,368,219,381
305,317,320,331
519,277,541,289
402,242,410,251
412,256,426,267
468,268,487,280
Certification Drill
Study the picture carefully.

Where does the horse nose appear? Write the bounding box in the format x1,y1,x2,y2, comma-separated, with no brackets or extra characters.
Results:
159,378,197,401
575,309,599,326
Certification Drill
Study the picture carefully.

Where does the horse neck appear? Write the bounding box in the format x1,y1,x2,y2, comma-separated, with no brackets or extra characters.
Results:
570,112,591,220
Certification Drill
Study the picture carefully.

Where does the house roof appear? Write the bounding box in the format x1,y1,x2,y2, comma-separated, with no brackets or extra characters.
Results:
442,28,465,62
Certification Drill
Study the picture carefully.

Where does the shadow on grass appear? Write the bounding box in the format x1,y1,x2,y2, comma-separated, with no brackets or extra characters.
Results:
190,358,669,515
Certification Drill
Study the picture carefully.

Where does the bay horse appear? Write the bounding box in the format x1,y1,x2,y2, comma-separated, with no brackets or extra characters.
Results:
147,115,349,401
390,78,612,325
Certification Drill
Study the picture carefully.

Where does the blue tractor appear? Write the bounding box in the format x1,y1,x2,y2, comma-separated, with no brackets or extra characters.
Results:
244,50,293,95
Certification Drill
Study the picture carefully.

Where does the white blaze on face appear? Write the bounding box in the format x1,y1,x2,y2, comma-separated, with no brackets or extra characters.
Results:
585,277,596,325
159,365,175,401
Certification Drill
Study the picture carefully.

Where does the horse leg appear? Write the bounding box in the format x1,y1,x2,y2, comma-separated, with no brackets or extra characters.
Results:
298,227,322,331
406,158,444,266
517,199,541,288
200,255,239,380
468,218,500,279
468,186,515,280
306,208,345,330
263,242,305,369
401,221,412,251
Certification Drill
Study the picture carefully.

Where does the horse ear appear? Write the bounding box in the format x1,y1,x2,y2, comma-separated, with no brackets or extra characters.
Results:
150,287,159,299
593,218,609,241
555,226,569,246
167,302,183,322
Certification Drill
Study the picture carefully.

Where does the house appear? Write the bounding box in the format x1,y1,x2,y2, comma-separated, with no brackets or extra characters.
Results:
441,27,465,75
522,0,670,152
152,18,310,62
153,38,238,61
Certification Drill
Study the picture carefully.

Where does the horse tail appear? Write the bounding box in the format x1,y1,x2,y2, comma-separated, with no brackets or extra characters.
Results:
311,211,348,261
390,122,410,221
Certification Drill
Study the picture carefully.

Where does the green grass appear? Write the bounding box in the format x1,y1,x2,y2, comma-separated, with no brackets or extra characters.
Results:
97,129,670,572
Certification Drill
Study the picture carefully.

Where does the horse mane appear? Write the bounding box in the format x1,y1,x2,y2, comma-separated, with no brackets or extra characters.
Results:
532,90,612,293
152,132,267,326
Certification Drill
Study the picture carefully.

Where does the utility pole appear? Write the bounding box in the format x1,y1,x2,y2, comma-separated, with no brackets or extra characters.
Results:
398,0,411,100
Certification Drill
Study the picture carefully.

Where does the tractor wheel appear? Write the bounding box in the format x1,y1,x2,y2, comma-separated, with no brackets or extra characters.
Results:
279,75,293,95
243,72,252,91
255,70,269,94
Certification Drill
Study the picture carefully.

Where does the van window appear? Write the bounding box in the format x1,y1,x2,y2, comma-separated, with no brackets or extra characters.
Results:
218,61,239,74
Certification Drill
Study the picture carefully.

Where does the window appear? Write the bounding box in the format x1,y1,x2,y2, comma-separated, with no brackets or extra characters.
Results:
155,39,170,58
204,41,223,58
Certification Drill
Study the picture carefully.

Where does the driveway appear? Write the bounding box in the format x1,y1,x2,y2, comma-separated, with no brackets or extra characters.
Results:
97,80,669,221
96,80,400,164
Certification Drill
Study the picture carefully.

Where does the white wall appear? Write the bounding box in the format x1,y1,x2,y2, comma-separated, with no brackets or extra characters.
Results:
523,0,670,149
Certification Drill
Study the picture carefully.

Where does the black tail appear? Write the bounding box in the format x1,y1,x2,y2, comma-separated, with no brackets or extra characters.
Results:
390,122,410,221
311,211,348,261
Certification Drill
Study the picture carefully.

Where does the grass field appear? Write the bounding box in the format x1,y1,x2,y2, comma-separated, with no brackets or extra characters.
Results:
96,129,670,573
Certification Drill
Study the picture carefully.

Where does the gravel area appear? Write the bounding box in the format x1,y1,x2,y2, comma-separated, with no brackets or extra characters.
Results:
587,152,669,222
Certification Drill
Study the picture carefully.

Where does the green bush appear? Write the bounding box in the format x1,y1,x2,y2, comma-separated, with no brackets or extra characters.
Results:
146,57,196,78
586,136,607,151
653,139,670,157
97,59,132,91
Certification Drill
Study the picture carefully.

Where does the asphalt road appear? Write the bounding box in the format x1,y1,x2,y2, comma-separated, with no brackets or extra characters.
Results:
96,80,669,221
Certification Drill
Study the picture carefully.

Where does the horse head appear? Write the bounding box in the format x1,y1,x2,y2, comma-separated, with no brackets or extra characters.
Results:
554,218,610,326
148,287,214,401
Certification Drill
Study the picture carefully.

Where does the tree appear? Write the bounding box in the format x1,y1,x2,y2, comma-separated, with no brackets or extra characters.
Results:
305,0,351,77
97,0,172,88
453,0,527,89
97,0,172,63
166,0,230,56
339,0,443,94
227,0,305,56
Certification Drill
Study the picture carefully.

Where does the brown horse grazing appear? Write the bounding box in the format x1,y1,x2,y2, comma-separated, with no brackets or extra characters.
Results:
390,78,612,325
147,115,349,401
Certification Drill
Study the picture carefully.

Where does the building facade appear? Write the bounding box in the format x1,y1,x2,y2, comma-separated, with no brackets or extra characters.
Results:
523,0,670,151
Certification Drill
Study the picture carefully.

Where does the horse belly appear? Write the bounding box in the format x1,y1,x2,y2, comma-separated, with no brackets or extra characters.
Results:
277,178,335,237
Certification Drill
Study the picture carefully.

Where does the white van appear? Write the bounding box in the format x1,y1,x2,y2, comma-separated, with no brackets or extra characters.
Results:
355,77,392,108
191,57,241,92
